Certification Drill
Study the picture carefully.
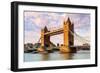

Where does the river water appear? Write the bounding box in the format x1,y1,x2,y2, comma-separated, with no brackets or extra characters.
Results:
24,50,90,62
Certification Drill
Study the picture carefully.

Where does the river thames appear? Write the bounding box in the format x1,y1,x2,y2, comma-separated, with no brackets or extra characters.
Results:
24,50,90,62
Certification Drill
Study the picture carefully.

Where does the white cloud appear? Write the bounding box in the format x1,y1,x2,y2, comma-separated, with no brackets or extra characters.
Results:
25,31,41,44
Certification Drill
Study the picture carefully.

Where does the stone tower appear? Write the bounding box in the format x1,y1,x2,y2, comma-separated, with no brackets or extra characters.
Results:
60,17,74,52
63,17,74,46
41,26,50,48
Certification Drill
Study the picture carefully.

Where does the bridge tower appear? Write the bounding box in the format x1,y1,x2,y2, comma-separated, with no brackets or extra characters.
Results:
41,26,50,50
63,17,74,46
60,17,74,52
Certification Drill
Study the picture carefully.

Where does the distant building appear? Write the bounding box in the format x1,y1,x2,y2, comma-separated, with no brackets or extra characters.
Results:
83,43,90,46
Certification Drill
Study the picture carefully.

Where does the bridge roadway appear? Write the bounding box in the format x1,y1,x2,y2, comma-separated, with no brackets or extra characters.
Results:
44,28,63,36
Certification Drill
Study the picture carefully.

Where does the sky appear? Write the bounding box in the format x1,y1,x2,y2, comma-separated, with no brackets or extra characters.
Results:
24,11,90,45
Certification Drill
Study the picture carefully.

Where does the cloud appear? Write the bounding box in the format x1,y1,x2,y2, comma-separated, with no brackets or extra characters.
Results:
24,31,41,44
24,11,90,45
24,11,39,18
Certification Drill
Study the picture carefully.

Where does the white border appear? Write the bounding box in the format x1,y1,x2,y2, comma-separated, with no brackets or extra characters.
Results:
18,5,96,68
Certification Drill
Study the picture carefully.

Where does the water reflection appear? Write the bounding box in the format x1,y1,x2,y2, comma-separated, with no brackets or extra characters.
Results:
41,53,73,61
41,53,49,61
60,53,73,60
24,50,90,62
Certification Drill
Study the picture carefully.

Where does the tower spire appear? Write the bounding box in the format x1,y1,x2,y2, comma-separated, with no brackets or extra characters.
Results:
67,17,71,24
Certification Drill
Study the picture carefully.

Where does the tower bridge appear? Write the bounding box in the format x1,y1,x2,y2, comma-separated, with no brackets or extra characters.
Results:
37,17,90,53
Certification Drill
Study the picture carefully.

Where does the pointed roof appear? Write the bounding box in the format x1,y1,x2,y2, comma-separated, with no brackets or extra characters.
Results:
44,26,48,31
44,26,47,29
67,17,71,23
63,17,71,25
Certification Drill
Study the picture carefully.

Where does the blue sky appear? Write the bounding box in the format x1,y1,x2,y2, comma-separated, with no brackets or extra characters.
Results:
24,11,90,45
